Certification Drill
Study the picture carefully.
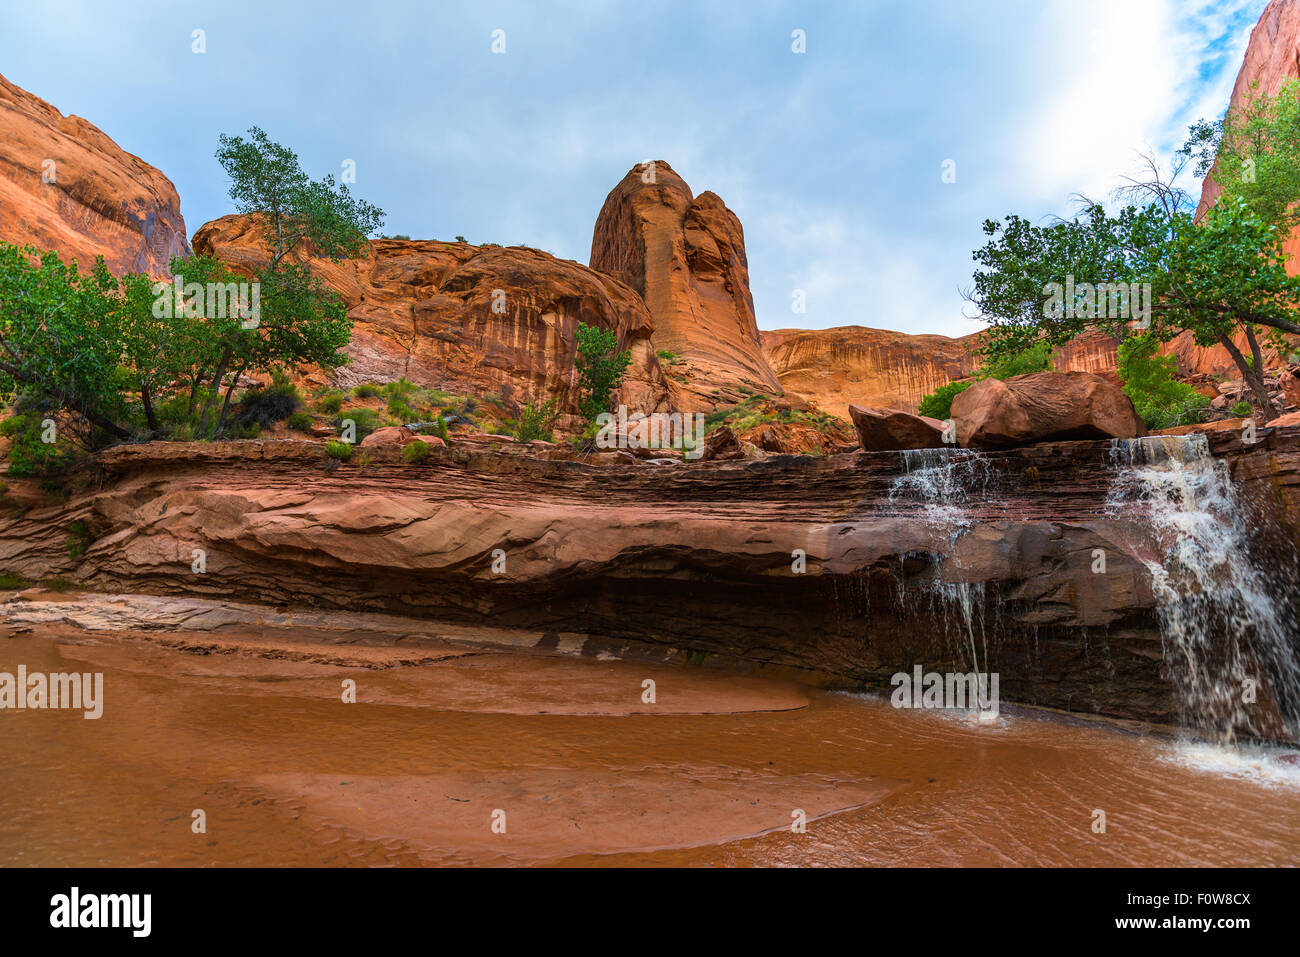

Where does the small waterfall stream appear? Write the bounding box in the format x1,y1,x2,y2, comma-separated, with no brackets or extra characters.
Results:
886,449,1000,681
1107,435,1300,743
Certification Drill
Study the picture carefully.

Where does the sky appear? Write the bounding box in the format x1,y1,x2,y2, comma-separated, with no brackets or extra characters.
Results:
0,0,1272,338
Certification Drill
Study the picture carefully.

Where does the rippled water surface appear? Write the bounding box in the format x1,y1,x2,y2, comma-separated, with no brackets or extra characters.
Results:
2,634,1298,866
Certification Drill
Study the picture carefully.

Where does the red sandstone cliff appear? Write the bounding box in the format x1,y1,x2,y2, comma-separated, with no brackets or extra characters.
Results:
193,215,672,420
761,326,981,417
590,162,782,410
0,73,188,276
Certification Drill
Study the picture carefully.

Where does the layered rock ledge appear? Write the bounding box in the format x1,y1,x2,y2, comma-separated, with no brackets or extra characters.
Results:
3,429,1299,724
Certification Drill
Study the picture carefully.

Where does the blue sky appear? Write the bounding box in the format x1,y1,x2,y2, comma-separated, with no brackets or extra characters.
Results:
0,0,1270,337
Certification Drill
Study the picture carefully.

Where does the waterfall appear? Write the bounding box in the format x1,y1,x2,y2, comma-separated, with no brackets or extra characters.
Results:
887,449,999,678
1108,435,1300,743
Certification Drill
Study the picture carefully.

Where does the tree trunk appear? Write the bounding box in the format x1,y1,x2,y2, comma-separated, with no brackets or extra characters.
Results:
1216,328,1278,421
199,345,235,435
216,360,249,434
141,382,160,437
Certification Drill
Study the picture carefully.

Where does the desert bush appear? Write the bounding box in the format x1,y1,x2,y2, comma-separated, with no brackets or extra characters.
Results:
402,440,430,463
325,440,352,461
236,379,300,429
513,400,557,442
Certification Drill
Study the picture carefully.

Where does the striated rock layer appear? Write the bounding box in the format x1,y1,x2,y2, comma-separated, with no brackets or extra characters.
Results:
591,161,781,410
762,326,981,418
193,215,671,418
3,430,1299,727
0,73,189,275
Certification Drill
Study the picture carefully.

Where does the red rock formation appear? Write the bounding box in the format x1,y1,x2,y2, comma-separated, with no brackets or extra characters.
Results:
1186,0,1300,372
193,215,671,420
847,404,946,451
590,162,781,409
761,326,981,418
952,371,1144,449
4,429,1299,724
0,73,188,276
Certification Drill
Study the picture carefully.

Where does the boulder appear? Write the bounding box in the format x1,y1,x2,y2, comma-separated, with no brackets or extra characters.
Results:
1270,410,1300,427
1281,365,1300,409
359,426,415,448
848,404,947,451
951,371,1144,449
1150,418,1249,437
700,425,745,461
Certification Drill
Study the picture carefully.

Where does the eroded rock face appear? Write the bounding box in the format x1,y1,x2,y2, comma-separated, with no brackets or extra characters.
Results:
952,371,1144,449
848,404,945,451
762,327,981,418
193,215,671,419
590,162,781,409
4,430,1299,724
0,73,189,275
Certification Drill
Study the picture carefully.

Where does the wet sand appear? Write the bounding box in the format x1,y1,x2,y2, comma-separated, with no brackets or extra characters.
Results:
2,608,1299,866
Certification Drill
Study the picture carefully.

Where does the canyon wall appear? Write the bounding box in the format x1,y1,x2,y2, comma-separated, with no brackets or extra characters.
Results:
194,215,672,418
0,73,188,276
761,326,981,418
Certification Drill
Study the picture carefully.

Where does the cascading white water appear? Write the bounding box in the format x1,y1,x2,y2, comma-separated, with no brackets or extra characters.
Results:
887,449,998,679
1107,435,1300,743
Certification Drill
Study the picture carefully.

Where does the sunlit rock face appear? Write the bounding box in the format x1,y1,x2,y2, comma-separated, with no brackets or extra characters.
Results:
192,215,672,419
590,161,781,411
762,326,982,418
0,72,189,276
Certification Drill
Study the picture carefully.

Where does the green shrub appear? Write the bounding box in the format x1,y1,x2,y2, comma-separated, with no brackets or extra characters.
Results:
574,322,632,419
325,440,353,461
1117,334,1212,430
288,412,314,432
236,380,300,429
0,412,76,478
916,342,1053,422
388,398,416,421
353,384,381,398
434,416,450,443
917,381,972,420
318,393,344,414
978,341,1053,380
402,440,430,463
1230,399,1254,417
335,407,385,440
514,400,557,442
0,572,30,589
383,377,415,400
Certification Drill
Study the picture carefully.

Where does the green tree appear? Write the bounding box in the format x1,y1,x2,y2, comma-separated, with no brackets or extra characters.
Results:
573,322,631,419
0,245,133,440
1116,332,1211,430
916,341,1052,419
203,127,385,433
968,85,1300,422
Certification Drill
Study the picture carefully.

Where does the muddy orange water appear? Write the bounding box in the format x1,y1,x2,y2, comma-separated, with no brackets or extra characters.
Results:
2,625,1299,866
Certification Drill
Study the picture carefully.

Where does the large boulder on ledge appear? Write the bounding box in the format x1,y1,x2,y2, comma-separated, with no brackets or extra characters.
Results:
848,404,947,451
951,371,1144,450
